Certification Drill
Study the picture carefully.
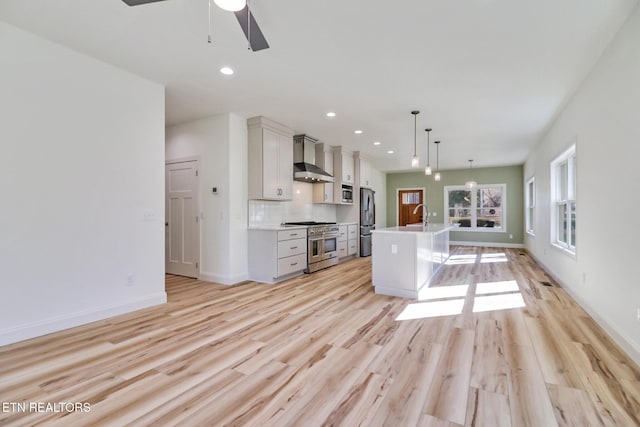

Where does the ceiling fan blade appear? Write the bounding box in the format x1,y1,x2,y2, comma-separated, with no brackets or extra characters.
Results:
234,6,270,51
121,0,168,6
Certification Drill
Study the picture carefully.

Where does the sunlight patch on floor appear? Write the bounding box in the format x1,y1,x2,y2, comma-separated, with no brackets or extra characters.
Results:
480,253,508,263
476,280,519,295
445,254,478,265
395,299,465,320
419,284,469,301
472,293,526,313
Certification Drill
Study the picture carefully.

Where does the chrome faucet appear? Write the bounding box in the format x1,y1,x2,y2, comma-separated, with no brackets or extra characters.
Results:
412,203,429,226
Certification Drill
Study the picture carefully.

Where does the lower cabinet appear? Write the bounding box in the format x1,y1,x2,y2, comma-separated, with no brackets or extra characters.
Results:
338,223,358,259
249,228,307,283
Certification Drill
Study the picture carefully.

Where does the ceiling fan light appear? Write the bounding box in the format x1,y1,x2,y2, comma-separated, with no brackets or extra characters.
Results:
214,0,246,12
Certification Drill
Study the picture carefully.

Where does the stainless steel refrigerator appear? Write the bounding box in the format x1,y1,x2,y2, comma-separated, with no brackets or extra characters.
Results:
360,188,375,257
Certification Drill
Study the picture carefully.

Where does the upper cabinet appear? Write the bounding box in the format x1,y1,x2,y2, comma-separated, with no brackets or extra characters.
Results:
332,146,355,204
340,150,355,185
312,143,334,204
248,116,293,201
360,157,372,188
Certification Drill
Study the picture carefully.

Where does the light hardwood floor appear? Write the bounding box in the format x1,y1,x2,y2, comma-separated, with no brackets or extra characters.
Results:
1,247,639,426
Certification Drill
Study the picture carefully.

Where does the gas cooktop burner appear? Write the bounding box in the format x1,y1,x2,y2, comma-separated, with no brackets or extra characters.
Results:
283,221,337,226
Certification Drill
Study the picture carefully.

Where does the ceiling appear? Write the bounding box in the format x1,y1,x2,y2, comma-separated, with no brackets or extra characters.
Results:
1,0,637,172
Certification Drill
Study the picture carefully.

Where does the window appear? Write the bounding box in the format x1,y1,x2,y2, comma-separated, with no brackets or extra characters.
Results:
550,145,576,254
444,184,506,231
525,177,535,236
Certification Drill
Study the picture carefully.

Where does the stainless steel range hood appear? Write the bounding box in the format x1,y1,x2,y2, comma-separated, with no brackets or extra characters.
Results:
293,134,335,183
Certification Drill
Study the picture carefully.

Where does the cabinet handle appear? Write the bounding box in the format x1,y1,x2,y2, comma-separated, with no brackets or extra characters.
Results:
290,246,297,250
290,262,298,266
290,233,298,236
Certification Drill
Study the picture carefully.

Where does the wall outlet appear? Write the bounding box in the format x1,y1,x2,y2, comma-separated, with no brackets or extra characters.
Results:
509,234,513,239
391,244,398,254
637,308,640,322
582,272,587,285
126,274,135,287
431,212,437,217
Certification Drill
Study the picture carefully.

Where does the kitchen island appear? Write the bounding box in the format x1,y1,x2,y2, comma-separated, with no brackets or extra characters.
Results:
371,223,457,299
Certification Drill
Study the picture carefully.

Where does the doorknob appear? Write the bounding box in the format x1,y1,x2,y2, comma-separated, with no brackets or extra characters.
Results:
165,222,169,226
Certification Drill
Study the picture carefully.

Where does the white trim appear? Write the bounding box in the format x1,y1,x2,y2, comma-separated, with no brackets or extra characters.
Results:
0,292,167,346
450,240,524,249
200,271,250,285
528,252,640,367
444,183,507,231
395,187,426,225
525,176,535,236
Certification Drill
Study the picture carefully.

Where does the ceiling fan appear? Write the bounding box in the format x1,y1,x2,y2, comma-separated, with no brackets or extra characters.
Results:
121,0,270,51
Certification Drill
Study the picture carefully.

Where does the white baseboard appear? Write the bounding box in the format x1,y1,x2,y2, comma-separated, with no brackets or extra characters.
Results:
0,292,167,346
199,271,249,285
528,251,640,367
451,240,525,249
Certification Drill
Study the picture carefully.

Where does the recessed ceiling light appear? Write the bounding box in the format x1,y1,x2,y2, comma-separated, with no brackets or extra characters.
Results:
387,150,394,154
220,67,234,75
326,112,336,118
373,141,381,146
354,130,363,134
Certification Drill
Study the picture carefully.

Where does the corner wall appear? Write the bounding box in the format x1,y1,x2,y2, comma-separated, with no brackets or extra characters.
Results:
165,113,249,284
524,4,640,363
0,22,166,345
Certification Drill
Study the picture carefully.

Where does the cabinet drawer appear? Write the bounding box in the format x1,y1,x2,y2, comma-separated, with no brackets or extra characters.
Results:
347,224,358,239
278,253,307,277
338,225,348,242
278,238,307,258
348,239,357,255
337,240,348,258
278,229,306,241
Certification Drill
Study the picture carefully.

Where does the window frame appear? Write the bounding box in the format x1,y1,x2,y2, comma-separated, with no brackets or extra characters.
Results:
550,144,576,255
525,176,535,236
444,183,507,232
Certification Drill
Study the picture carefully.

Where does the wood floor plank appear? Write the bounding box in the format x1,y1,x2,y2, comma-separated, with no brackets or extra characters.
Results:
1,247,639,426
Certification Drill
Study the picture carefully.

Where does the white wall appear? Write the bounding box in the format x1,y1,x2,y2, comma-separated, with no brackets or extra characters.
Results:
0,22,166,345
165,113,249,284
371,168,387,229
524,4,640,363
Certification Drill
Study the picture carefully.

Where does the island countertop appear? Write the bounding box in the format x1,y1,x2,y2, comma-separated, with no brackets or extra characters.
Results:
372,223,458,234
371,223,455,299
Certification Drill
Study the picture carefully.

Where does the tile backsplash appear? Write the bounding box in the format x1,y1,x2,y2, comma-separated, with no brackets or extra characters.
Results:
249,182,337,227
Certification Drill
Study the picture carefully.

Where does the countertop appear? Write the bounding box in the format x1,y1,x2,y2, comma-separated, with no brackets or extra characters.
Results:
372,223,458,234
248,225,308,231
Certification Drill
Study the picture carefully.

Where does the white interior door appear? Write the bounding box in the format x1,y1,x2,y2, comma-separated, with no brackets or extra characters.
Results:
165,160,199,277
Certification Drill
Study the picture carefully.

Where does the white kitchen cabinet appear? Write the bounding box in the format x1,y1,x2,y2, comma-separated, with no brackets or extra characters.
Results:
312,144,334,204
248,228,307,283
248,116,294,200
347,223,358,255
337,223,358,258
337,225,348,258
332,147,355,204
359,157,372,188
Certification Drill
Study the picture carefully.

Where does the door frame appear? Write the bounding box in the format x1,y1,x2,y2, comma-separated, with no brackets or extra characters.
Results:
165,155,201,278
396,187,426,226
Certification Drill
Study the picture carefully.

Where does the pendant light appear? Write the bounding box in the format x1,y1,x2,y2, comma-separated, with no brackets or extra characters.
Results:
424,128,432,175
434,140,441,181
214,0,246,12
465,159,477,189
410,111,420,168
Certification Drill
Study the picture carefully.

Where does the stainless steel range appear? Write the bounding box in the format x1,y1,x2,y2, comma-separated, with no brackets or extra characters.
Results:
282,222,339,273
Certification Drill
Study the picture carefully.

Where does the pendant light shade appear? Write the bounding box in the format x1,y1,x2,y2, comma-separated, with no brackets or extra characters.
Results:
434,140,441,181
424,128,432,175
465,159,477,189
214,0,246,11
411,111,420,168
